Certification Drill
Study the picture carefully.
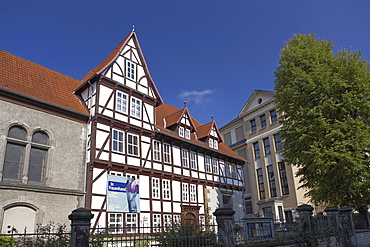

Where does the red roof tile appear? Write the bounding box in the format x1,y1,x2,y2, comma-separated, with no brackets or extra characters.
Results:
0,50,88,115
155,103,247,162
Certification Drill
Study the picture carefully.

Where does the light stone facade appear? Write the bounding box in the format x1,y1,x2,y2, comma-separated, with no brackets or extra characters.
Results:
220,90,314,222
0,100,87,233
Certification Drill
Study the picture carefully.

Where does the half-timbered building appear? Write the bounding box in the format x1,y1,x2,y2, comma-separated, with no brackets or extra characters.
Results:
74,31,247,230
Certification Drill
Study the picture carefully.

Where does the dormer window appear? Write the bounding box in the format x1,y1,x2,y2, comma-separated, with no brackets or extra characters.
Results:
179,127,184,137
214,140,218,149
209,139,213,148
126,61,136,81
185,129,190,140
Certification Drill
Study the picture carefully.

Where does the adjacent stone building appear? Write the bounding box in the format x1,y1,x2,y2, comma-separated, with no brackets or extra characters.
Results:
0,50,89,233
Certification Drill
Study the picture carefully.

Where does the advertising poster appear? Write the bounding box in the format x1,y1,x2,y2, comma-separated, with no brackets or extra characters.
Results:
107,174,140,213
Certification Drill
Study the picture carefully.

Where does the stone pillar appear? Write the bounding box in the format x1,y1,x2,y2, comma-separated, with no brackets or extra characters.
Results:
213,207,235,247
324,206,339,229
69,208,94,247
339,206,357,247
296,204,317,246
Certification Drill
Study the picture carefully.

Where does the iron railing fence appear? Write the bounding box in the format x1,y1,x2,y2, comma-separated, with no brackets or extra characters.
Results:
89,224,218,247
0,225,70,247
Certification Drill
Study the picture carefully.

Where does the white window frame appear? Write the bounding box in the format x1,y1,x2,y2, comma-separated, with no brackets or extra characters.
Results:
209,139,213,148
163,214,172,228
152,178,160,199
182,183,189,201
185,129,190,140
205,156,211,173
182,149,189,167
212,158,218,174
163,143,171,163
116,91,128,114
173,215,181,225
126,213,138,233
112,129,124,153
190,184,196,202
214,140,218,149
153,141,161,161
179,126,184,137
127,133,139,156
130,97,141,119
190,152,197,169
162,179,170,200
153,214,161,232
126,60,136,81
109,213,123,233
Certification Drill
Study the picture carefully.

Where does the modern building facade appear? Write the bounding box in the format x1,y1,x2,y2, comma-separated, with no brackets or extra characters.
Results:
220,90,310,222
0,50,89,233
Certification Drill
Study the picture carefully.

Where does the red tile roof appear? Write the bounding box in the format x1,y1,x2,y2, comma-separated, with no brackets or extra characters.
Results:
80,31,163,105
0,50,88,115
155,103,247,162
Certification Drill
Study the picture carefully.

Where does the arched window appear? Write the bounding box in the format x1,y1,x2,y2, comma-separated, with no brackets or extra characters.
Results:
2,126,49,183
28,131,49,182
3,126,27,179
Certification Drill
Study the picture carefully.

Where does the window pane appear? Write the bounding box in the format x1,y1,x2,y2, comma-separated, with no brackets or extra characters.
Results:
32,131,49,145
28,147,47,181
8,126,27,140
3,143,25,179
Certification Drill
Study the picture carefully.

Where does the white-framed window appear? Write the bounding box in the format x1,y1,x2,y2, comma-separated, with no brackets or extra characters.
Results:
224,162,231,177
190,152,197,169
153,214,161,232
163,143,171,163
185,129,190,139
153,141,161,161
209,139,213,148
130,97,141,118
162,179,170,199
110,171,124,176
212,158,218,174
200,216,206,230
205,156,211,173
109,213,123,233
182,183,189,201
126,60,136,81
190,184,196,202
214,140,218,149
152,177,160,199
112,129,124,153
173,215,181,225
163,214,172,228
127,133,139,156
182,149,189,167
179,126,184,137
116,91,128,114
126,213,137,233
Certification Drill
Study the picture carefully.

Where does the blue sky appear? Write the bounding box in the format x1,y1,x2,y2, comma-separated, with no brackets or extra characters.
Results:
1,1,370,127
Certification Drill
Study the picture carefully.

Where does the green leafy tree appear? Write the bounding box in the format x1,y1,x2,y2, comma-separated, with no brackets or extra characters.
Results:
274,33,370,212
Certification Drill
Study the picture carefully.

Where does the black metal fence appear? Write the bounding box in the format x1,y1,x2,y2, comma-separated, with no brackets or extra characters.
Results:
0,223,70,247
89,224,218,247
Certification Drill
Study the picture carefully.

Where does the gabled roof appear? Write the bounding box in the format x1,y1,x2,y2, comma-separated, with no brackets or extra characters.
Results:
156,103,201,128
0,49,88,115
155,103,246,162
79,31,163,105
238,89,275,117
164,107,198,131
197,120,223,141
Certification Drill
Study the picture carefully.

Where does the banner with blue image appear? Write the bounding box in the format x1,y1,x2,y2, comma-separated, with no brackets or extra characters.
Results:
107,174,140,213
